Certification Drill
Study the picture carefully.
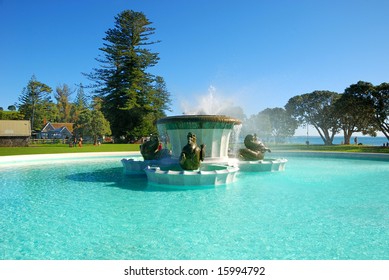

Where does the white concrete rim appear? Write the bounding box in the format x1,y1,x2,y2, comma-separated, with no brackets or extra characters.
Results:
0,151,141,164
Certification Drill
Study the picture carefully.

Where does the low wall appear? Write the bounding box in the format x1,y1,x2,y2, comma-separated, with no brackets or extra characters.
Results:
0,136,30,147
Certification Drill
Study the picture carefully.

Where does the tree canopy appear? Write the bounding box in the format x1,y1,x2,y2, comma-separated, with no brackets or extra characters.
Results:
55,84,73,123
86,10,171,141
347,81,389,141
8,105,17,111
245,107,297,143
18,75,54,130
336,81,378,144
285,91,340,145
73,108,111,145
373,82,389,140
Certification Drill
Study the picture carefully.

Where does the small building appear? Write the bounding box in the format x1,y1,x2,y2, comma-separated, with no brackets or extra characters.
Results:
39,122,73,140
0,120,31,146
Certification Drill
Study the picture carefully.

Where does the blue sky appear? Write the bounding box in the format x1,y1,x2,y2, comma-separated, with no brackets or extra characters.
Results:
1,0,389,122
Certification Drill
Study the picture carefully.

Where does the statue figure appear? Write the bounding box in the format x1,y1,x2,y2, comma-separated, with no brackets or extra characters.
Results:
238,134,271,161
179,132,206,170
140,135,171,160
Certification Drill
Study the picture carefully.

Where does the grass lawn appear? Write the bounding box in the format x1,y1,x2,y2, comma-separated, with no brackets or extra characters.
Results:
270,143,389,154
0,143,140,156
1,142,389,156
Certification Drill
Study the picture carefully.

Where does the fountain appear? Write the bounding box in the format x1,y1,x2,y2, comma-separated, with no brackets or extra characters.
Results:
122,114,287,186
121,83,286,186
142,115,241,185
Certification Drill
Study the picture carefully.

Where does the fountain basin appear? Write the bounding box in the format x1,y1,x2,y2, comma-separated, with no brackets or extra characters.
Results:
237,158,287,172
144,163,239,186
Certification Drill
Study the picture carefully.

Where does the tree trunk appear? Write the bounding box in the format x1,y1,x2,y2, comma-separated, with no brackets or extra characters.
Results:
343,130,352,145
323,130,333,145
314,126,333,145
380,123,389,141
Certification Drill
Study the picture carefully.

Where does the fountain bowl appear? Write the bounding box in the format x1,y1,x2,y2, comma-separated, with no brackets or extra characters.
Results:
157,115,241,161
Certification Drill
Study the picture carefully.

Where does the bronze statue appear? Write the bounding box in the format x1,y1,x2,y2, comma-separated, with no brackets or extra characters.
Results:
140,135,171,160
179,132,206,170
238,134,271,161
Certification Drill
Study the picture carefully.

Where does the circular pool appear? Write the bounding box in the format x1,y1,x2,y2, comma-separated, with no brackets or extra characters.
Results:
1,152,388,260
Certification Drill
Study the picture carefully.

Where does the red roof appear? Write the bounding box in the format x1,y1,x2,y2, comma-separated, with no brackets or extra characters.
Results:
43,122,74,133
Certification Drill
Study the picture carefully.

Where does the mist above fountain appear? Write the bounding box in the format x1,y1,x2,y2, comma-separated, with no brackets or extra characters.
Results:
181,85,242,117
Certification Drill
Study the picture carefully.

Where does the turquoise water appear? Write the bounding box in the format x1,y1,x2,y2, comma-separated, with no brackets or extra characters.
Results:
1,154,389,260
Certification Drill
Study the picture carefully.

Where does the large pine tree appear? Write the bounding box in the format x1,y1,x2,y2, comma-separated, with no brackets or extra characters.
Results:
86,10,171,141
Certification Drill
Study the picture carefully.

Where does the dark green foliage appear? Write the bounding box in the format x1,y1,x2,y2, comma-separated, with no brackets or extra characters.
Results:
73,107,111,144
285,91,340,145
18,75,54,130
0,110,24,120
336,81,378,144
69,83,90,124
365,82,389,140
74,84,89,110
86,10,171,141
8,105,17,111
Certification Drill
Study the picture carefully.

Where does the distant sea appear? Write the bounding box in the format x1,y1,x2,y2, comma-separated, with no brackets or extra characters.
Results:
286,136,388,146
